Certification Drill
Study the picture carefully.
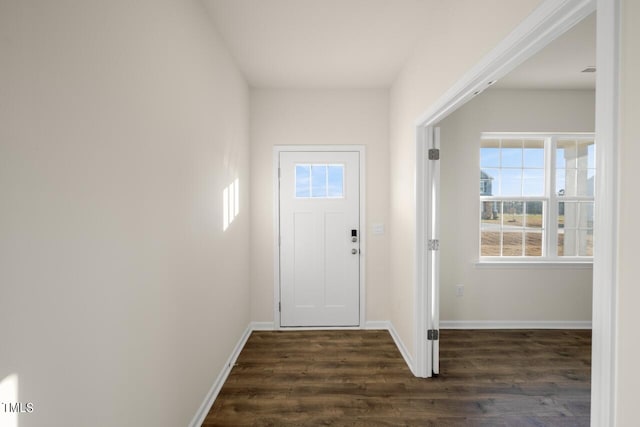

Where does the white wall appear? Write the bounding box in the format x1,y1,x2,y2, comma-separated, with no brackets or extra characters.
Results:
0,1,250,426
389,0,543,358
616,0,640,423
437,89,594,323
250,89,390,323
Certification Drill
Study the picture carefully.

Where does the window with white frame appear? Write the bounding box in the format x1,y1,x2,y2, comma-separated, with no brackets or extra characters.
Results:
479,133,595,261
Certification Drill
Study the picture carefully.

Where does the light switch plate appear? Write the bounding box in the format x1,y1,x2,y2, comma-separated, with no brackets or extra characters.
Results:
372,223,385,235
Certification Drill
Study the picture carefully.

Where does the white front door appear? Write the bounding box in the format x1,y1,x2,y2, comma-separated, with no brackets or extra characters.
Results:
279,151,360,327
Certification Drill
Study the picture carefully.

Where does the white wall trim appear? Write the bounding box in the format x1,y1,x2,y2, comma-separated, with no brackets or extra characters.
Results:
388,321,416,376
412,4,619,426
441,320,592,330
251,321,276,330
364,320,392,330
188,325,253,427
592,1,620,425
272,145,367,329
474,261,593,270
272,148,281,330
414,125,429,378
414,0,596,128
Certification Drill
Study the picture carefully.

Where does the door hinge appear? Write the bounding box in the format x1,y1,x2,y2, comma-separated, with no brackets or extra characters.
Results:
427,239,440,251
278,302,281,312
427,329,439,340
428,148,440,160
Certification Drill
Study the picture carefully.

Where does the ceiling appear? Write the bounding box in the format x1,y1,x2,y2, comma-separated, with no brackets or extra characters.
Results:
204,1,596,90
203,0,433,88
494,12,596,90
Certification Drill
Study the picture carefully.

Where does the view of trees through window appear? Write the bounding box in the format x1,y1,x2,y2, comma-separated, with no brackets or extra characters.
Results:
480,134,595,259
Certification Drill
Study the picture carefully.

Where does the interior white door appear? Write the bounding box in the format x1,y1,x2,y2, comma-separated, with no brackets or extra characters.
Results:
427,127,441,375
279,151,360,327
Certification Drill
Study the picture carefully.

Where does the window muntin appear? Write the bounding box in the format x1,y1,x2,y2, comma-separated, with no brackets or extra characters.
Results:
557,201,594,257
295,164,345,198
556,139,596,197
480,138,545,197
480,133,595,261
480,200,545,257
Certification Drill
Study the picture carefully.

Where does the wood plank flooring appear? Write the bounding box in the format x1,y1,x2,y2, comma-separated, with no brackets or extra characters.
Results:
202,329,591,426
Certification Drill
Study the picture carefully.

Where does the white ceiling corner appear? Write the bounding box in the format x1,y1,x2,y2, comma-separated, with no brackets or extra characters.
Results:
203,0,433,88
203,1,596,91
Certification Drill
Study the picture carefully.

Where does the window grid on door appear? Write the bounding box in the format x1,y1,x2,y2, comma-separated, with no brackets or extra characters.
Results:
295,164,345,199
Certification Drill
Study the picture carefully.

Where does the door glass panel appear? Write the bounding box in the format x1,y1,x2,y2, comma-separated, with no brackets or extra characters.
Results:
311,165,327,198
296,164,345,199
295,165,311,198
280,151,359,327
327,165,345,197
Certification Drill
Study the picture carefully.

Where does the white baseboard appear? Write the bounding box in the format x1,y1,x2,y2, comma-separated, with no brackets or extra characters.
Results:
365,321,416,375
250,321,275,330
387,322,415,375
364,320,391,330
188,325,253,427
440,320,592,330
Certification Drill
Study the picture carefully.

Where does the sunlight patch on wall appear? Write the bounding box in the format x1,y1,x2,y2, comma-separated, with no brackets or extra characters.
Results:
0,373,19,427
223,178,240,231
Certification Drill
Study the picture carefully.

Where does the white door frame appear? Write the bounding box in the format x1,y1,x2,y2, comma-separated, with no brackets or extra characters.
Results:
414,0,618,425
273,145,366,329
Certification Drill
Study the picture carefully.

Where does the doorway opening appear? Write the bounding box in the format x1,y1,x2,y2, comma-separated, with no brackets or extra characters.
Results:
414,0,618,425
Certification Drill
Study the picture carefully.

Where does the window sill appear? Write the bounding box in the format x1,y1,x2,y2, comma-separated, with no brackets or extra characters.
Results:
475,260,593,270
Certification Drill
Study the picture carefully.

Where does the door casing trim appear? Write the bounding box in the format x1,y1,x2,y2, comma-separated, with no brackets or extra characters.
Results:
273,145,366,329
414,1,618,425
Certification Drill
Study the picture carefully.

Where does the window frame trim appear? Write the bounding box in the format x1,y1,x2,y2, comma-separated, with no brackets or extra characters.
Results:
478,132,595,263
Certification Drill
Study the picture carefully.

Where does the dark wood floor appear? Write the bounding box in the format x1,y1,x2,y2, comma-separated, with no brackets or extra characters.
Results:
202,329,591,426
